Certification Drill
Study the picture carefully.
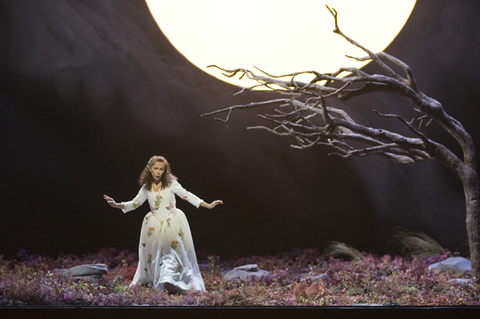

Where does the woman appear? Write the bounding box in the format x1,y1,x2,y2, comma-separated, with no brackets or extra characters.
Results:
103,155,222,294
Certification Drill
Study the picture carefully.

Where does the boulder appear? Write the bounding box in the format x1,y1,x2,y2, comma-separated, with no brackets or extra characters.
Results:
447,278,472,285
66,263,109,278
428,257,471,273
224,264,270,282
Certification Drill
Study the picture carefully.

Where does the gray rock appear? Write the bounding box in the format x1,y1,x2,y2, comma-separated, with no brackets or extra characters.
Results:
233,264,260,272
428,257,471,273
447,278,472,285
66,263,109,278
224,264,270,281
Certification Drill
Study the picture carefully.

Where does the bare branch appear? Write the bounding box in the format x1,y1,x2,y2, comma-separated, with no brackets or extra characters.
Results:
326,5,404,82
201,98,288,123
373,110,434,147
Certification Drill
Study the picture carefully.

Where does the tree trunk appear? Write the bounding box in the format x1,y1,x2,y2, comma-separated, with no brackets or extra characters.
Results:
462,165,480,281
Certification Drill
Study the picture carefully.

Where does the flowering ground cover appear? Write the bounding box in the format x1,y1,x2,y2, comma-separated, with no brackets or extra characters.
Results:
1,247,479,306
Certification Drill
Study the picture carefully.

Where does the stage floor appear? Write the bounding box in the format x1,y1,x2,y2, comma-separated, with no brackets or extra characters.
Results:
2,306,480,319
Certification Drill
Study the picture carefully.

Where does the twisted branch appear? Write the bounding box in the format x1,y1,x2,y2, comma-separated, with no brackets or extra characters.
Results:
202,5,472,176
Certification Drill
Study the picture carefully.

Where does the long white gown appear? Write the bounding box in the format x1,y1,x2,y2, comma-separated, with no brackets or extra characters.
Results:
122,180,206,293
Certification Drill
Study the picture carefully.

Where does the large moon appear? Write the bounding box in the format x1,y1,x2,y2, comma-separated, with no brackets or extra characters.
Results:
146,0,417,87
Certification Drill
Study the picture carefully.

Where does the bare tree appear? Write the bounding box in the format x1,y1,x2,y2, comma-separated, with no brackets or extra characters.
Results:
202,6,480,280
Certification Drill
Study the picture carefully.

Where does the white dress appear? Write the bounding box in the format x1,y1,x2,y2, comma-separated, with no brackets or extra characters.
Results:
122,180,206,292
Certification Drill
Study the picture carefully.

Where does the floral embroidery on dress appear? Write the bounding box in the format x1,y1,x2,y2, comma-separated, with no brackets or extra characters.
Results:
147,227,154,237
147,254,152,264
158,220,164,233
178,228,184,239
175,263,183,273
154,194,162,210
141,242,146,248
166,202,175,214
133,202,140,209
144,214,151,225
171,241,178,250
166,218,171,228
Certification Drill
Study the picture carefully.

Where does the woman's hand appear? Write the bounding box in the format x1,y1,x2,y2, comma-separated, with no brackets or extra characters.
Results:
103,194,125,209
201,200,223,209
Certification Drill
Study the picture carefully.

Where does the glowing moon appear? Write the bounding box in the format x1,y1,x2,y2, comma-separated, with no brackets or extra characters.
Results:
146,0,416,87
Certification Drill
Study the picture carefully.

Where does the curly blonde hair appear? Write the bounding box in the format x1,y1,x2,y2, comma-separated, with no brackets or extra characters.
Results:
139,155,177,191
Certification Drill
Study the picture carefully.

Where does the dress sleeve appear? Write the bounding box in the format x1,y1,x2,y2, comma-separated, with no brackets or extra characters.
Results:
121,185,148,214
171,180,204,208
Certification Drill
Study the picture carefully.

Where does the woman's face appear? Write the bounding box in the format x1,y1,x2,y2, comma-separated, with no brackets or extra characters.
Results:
149,161,166,182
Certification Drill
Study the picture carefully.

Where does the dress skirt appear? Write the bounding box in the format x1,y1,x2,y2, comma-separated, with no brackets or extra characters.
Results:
129,208,206,293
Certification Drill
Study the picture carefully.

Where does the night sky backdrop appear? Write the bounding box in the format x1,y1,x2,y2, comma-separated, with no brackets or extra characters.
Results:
1,0,480,260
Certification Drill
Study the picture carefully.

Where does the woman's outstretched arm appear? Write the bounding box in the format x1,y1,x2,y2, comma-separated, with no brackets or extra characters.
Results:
200,200,223,209
103,194,125,210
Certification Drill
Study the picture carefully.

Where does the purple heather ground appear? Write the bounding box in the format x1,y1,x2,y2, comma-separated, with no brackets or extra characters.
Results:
0,247,479,306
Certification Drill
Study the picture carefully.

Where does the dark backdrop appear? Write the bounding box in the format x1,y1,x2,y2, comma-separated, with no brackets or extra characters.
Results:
1,0,479,259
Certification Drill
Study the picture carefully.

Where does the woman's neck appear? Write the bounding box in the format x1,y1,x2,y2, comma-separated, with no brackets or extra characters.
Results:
151,180,161,191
